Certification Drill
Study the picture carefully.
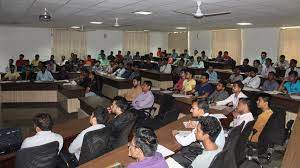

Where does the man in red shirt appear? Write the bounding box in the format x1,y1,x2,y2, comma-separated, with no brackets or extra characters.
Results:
156,48,162,57
16,54,26,71
115,50,123,62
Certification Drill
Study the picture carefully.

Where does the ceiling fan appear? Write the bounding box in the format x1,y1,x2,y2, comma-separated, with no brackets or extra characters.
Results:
111,17,133,28
173,0,231,19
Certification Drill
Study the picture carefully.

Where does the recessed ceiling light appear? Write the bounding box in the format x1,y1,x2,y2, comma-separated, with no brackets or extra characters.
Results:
90,21,103,24
143,30,149,32
70,26,80,29
176,27,187,30
134,11,152,15
236,22,253,26
281,26,300,29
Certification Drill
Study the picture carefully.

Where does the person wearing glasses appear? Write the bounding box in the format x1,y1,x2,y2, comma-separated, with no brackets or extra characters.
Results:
128,127,168,168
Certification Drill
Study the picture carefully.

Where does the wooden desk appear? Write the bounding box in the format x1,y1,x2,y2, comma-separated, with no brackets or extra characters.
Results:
80,116,189,168
139,69,173,89
57,84,85,113
96,73,132,99
0,118,90,168
204,61,233,69
79,96,111,115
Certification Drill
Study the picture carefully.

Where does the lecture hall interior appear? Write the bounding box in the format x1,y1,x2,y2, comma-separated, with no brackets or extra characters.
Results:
1,0,300,168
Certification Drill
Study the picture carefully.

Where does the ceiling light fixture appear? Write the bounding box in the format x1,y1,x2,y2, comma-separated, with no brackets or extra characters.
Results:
39,8,51,22
281,26,300,29
70,26,80,29
134,11,152,15
236,22,253,26
90,21,103,24
143,30,149,32
176,27,187,30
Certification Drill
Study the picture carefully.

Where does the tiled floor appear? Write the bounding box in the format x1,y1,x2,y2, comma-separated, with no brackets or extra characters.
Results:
0,103,77,138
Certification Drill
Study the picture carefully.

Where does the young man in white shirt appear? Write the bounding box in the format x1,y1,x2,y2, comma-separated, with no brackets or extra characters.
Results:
230,98,254,129
261,58,275,78
159,58,172,74
21,113,63,151
191,116,222,168
113,62,126,77
285,59,300,78
190,56,204,68
173,99,225,149
242,67,261,89
216,81,247,108
68,107,109,160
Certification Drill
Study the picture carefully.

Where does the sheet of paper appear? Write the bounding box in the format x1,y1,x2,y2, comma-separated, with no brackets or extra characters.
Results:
209,105,227,111
151,87,161,91
115,76,126,80
243,87,260,92
290,95,300,100
210,113,227,119
156,144,175,157
166,158,184,168
54,80,69,83
177,130,192,137
172,94,192,98
264,90,281,95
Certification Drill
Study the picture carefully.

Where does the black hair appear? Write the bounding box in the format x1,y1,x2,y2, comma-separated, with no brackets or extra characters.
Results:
290,59,297,64
233,81,244,90
134,127,158,157
35,54,39,57
192,99,209,113
201,73,209,79
265,58,272,63
201,50,205,54
261,51,267,55
93,106,109,124
10,65,15,69
112,96,129,113
238,98,252,111
218,81,227,88
249,67,258,73
243,58,249,63
33,113,54,131
254,60,261,65
218,51,222,54
280,55,285,58
133,76,142,82
197,116,221,142
19,54,24,57
258,93,272,106
144,81,152,90
268,71,276,76
224,51,228,54
289,70,298,77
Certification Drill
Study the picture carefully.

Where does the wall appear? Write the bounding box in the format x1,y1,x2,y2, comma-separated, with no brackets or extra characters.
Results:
189,30,212,57
0,26,51,72
149,32,168,53
242,27,280,64
86,30,123,58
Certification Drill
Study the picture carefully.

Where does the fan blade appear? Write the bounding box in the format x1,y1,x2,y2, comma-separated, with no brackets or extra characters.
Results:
203,11,231,17
173,10,195,17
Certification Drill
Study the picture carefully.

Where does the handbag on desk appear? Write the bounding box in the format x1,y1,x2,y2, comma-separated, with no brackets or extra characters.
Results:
0,128,22,155
172,142,203,168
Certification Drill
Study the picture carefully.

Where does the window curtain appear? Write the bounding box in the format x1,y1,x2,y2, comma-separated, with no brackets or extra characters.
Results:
123,31,150,55
168,32,188,54
51,29,87,60
279,28,300,62
212,29,241,64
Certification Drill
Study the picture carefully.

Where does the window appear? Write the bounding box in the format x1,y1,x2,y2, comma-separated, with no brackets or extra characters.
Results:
279,28,300,62
168,32,188,54
212,29,241,64
123,31,150,55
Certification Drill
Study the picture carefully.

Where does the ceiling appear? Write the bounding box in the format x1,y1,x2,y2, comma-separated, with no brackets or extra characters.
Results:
1,0,300,31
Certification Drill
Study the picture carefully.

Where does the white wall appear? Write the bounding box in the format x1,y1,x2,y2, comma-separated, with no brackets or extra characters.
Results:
189,30,212,57
149,32,168,53
0,26,52,72
86,30,123,58
242,27,280,64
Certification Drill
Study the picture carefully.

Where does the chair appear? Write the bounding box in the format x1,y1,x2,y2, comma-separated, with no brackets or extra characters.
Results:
78,126,112,165
209,122,244,168
246,108,286,165
108,110,137,150
235,120,256,166
15,141,59,168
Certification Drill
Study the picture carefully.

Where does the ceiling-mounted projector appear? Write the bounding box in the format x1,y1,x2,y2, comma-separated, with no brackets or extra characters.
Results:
39,8,51,22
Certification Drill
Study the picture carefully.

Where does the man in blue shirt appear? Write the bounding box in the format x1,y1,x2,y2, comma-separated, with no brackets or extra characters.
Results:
206,66,218,81
189,73,214,100
36,65,54,81
279,71,300,95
